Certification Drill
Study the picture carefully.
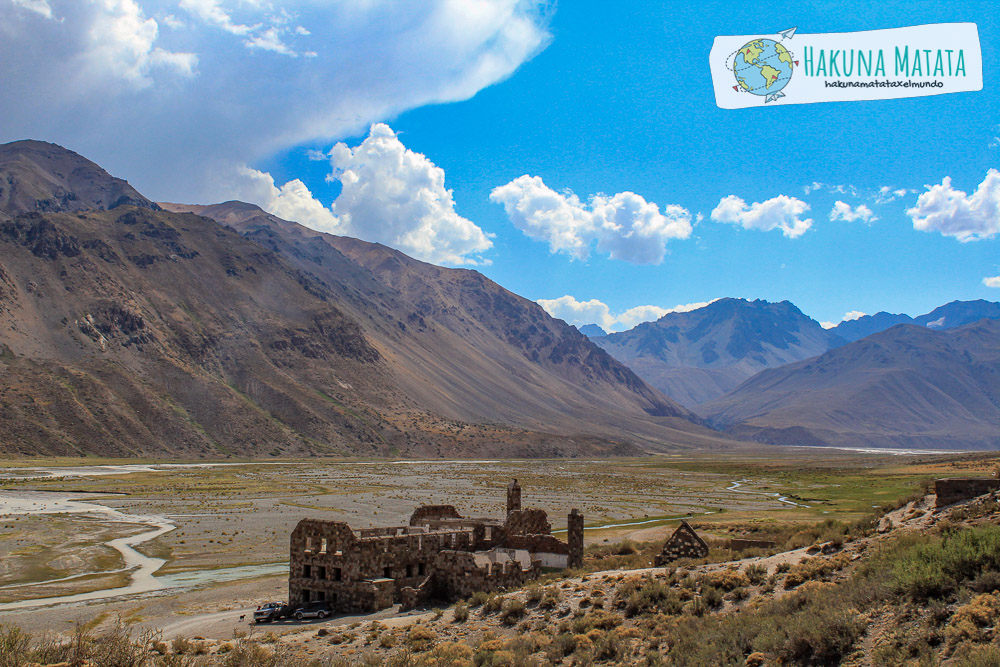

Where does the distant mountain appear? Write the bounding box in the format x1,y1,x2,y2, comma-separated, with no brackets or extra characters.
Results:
593,298,846,408
0,140,157,216
831,300,1000,341
915,300,1000,329
578,323,607,337
703,320,1000,451
833,312,915,342
0,142,739,457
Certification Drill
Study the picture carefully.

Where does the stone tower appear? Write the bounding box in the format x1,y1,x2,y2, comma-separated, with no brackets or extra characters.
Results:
507,478,522,515
567,508,584,568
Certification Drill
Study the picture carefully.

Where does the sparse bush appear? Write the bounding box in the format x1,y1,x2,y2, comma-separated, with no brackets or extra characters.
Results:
406,626,437,652
500,598,526,625
745,563,768,586
617,575,683,618
453,601,469,623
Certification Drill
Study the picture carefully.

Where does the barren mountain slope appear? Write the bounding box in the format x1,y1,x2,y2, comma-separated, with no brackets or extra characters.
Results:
703,319,1000,450
165,200,739,453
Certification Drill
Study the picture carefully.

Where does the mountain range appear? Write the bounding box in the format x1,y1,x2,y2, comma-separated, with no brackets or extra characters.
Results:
831,301,1000,342
0,140,739,458
3,139,999,456
703,319,1000,451
591,298,847,408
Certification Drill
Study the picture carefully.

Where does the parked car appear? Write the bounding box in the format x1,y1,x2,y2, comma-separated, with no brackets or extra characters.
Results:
253,602,290,623
293,601,332,620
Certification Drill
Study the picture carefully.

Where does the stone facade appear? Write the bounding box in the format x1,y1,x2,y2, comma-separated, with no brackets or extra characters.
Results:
654,521,709,565
935,478,1000,508
288,481,582,613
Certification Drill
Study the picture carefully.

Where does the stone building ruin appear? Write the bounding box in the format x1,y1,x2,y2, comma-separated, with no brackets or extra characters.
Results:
654,520,709,565
934,478,1000,508
288,479,584,613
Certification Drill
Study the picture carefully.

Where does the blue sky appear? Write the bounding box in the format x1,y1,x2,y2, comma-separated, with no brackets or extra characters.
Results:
3,0,998,331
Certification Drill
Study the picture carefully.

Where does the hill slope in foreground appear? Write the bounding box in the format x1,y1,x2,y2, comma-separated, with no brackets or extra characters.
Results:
704,319,1000,450
0,139,735,457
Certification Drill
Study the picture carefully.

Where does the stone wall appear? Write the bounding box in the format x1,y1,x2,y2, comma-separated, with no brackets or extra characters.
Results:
503,508,551,538
654,521,709,565
729,539,776,551
289,519,478,611
935,478,1000,508
409,505,463,525
431,549,540,600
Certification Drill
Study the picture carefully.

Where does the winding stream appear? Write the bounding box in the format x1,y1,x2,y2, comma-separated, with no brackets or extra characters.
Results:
727,479,811,508
0,491,283,612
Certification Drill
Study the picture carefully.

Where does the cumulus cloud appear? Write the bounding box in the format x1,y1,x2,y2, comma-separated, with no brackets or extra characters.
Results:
983,276,1000,288
907,170,1000,242
234,124,493,267
830,201,876,224
536,295,718,332
489,175,692,264
84,0,198,86
0,0,551,202
820,310,867,329
710,194,812,238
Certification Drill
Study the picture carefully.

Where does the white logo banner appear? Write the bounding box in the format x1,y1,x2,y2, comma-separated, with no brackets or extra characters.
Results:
709,23,982,109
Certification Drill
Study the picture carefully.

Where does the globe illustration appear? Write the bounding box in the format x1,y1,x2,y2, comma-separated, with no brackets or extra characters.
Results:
733,39,793,96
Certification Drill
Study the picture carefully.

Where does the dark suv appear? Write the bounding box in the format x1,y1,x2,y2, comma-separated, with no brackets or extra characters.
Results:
253,602,290,623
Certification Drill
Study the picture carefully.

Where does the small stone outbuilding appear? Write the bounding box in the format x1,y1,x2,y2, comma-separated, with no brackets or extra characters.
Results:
654,520,709,565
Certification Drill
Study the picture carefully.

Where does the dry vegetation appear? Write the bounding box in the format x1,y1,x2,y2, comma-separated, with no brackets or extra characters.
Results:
10,488,1000,665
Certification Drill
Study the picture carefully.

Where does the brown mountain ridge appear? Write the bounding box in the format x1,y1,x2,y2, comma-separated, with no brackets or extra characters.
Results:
0,139,738,458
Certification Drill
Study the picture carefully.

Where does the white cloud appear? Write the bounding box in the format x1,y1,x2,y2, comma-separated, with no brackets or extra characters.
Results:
830,201,876,224
983,276,1000,288
489,175,692,264
803,182,859,197
710,194,812,238
820,310,867,329
178,0,253,35
0,1,551,203
10,0,53,19
235,123,493,267
874,186,911,204
907,170,1000,242
84,0,197,87
536,295,718,333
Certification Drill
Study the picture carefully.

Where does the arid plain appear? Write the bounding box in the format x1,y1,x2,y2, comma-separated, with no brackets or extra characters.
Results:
0,449,988,639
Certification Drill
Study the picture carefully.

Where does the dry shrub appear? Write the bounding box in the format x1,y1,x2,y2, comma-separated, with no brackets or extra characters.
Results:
946,592,1000,646
406,626,437,652
784,553,852,588
703,568,749,592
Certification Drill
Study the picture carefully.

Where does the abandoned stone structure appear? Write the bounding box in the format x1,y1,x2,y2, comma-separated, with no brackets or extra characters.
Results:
935,478,1000,508
288,480,583,612
728,538,776,551
654,520,710,565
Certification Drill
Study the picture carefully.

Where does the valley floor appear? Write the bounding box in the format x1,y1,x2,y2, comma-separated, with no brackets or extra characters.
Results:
1,450,999,664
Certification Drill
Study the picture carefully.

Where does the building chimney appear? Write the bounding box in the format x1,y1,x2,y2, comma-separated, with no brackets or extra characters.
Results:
568,508,583,569
506,478,521,515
